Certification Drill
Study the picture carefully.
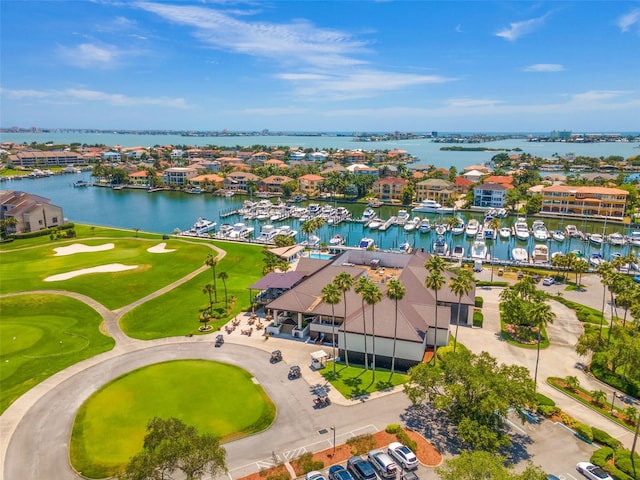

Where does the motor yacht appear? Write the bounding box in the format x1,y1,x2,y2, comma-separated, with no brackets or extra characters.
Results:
451,245,464,259
512,247,528,263
451,218,465,236
433,236,449,256
565,224,579,237
465,219,479,237
367,218,383,230
418,218,431,233
277,225,297,238
395,209,410,225
551,230,566,242
532,244,549,264
359,237,375,249
630,231,640,247
532,220,549,242
257,224,279,243
589,253,605,267
329,234,345,246
470,240,488,260
514,218,530,241
608,232,625,246
228,222,254,239
499,227,511,240
361,207,376,222
189,218,217,236
435,223,447,236
301,234,321,247
589,233,604,246
404,217,419,232
413,199,454,214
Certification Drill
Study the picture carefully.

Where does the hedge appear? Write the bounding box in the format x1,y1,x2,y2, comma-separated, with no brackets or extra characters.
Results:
590,447,638,480
592,427,622,450
475,296,484,308
614,449,640,479
574,423,593,443
473,311,484,328
535,393,555,407
590,354,640,398
590,446,613,466
476,281,509,287
14,222,76,239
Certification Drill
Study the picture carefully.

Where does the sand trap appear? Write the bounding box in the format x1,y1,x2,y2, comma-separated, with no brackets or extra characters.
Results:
147,242,176,254
44,264,138,282
53,243,115,256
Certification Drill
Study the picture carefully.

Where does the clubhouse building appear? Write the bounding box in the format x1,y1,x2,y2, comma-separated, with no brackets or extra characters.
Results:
251,249,475,371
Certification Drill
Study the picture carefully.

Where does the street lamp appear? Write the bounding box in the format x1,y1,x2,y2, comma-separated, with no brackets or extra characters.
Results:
331,426,336,457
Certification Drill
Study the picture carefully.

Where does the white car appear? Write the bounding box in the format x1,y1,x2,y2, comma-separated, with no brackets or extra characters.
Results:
575,462,613,480
306,471,327,480
387,442,418,470
542,277,555,286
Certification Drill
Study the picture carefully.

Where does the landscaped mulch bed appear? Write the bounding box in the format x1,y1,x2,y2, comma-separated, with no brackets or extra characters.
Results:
239,429,441,480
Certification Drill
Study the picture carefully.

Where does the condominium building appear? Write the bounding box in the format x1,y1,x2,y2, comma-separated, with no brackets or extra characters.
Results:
372,177,408,202
415,178,456,203
540,185,628,219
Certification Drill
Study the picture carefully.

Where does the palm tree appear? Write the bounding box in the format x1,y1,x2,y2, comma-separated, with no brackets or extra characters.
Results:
449,269,474,353
360,281,382,382
333,272,354,367
321,283,342,374
597,262,614,339
386,278,406,376
424,269,446,363
204,253,218,304
354,276,373,370
530,300,555,387
218,271,229,308
202,283,214,314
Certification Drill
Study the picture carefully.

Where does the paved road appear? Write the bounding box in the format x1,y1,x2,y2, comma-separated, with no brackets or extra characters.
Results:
1,255,637,480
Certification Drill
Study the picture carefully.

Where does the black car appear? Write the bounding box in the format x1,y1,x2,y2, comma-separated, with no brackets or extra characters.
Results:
347,456,378,480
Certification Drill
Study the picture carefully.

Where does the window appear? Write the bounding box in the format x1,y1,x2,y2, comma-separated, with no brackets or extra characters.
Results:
52,217,58,223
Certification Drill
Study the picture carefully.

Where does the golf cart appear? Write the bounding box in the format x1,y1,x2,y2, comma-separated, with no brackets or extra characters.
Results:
313,395,331,408
288,365,301,380
214,334,224,347
270,350,283,363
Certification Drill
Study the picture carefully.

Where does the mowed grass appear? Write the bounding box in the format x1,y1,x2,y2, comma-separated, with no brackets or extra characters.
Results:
70,360,276,478
321,363,409,399
0,237,213,310
0,294,115,413
121,241,264,339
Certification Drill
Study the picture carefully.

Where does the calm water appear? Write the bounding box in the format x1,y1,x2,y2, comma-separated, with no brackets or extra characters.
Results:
1,132,639,171
5,174,639,262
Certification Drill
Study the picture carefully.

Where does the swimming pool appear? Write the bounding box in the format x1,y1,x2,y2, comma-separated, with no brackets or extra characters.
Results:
305,252,335,260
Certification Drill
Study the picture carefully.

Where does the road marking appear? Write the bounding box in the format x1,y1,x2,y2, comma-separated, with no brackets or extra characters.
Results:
282,447,307,461
505,418,527,434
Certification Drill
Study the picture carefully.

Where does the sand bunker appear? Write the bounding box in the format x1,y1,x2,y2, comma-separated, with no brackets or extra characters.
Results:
147,243,176,254
53,243,115,256
44,264,138,282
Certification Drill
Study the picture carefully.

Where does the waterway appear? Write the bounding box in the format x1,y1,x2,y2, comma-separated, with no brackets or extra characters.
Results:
1,132,639,171
5,173,640,263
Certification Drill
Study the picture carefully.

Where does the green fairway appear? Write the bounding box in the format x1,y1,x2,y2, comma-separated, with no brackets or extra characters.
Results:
120,241,264,339
0,295,115,413
0,237,213,309
70,360,276,478
321,363,409,399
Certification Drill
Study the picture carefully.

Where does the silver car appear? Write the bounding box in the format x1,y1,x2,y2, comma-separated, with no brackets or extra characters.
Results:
387,442,418,471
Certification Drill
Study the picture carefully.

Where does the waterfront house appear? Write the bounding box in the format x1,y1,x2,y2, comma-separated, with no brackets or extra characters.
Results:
290,151,307,161
8,150,86,168
189,174,224,191
372,177,408,202
462,169,486,183
298,174,324,197
128,170,151,187
415,178,456,203
454,176,474,194
265,158,288,169
0,190,64,234
262,250,475,371
472,183,508,208
223,171,260,192
345,151,367,163
540,185,628,220
259,175,295,194
249,151,271,166
347,164,378,177
309,151,329,162
483,175,514,187
161,167,197,186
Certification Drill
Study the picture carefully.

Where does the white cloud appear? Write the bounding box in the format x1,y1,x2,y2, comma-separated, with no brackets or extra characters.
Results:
0,87,189,108
571,90,630,102
236,106,310,116
496,14,549,41
56,43,121,69
618,8,640,32
523,63,565,72
446,98,503,108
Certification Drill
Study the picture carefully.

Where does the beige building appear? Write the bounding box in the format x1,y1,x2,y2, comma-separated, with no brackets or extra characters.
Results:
372,177,408,201
161,167,198,186
223,171,260,192
8,151,86,167
0,190,64,234
415,178,456,203
298,174,324,197
540,185,628,220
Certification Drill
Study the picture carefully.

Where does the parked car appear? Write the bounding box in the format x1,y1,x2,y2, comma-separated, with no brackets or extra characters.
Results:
575,462,613,480
473,260,483,272
542,277,555,286
347,456,378,480
329,465,355,480
633,274,640,283
214,334,224,347
387,442,419,471
399,472,419,480
306,471,327,480
367,449,397,479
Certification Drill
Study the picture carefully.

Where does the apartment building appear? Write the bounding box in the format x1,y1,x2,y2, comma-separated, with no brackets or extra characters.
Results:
372,177,408,201
415,178,456,203
540,185,628,219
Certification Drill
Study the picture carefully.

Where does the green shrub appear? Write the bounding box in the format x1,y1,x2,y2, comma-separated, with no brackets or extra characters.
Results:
574,423,593,442
475,296,484,308
385,424,401,434
476,281,509,287
394,430,417,453
590,446,613,467
591,354,640,398
295,452,324,474
535,393,555,407
537,405,559,417
592,427,622,449
347,434,376,455
473,311,484,327
614,449,640,478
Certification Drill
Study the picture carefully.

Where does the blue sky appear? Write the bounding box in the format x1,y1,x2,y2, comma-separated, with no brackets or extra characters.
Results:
1,1,639,132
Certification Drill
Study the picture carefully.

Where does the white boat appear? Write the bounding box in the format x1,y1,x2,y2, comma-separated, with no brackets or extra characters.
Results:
630,231,640,247
413,199,444,213
359,237,375,249
499,227,511,240
496,208,508,218
395,209,410,225
512,247,528,263
433,236,449,256
435,224,447,235
277,225,297,238
565,224,579,237
470,240,488,260
589,233,604,246
589,253,605,267
329,234,345,246
418,218,431,233
187,218,217,236
532,244,549,264
465,219,479,237
451,219,465,236
483,219,496,240
228,222,254,239
398,241,412,253
532,220,549,242
218,223,233,237
361,207,376,222
608,232,625,245
451,245,464,259
404,217,420,232
257,224,279,242
301,234,321,247
514,218,530,241
551,230,566,242
368,218,383,230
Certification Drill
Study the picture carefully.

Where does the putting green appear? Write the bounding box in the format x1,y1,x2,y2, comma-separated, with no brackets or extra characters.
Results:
70,360,276,478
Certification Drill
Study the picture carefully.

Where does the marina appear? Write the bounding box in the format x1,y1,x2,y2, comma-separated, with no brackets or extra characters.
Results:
7,173,640,268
